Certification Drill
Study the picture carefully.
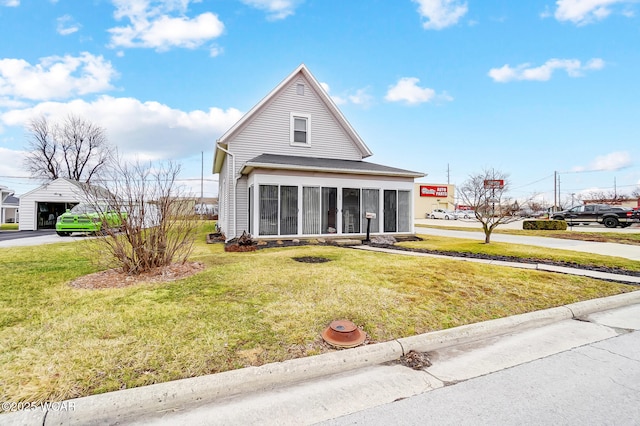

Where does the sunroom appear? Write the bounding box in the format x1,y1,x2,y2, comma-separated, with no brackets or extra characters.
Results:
242,154,423,238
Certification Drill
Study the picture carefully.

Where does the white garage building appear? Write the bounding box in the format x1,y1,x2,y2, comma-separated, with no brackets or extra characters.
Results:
18,178,83,231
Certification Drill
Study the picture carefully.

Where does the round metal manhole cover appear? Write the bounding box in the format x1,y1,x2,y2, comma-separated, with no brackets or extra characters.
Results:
292,256,331,263
321,320,366,348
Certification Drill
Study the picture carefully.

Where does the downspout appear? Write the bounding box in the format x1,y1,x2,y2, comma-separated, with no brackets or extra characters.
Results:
216,143,238,242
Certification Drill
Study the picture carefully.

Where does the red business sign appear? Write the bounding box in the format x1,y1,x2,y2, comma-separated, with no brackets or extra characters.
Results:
484,179,505,189
420,185,448,197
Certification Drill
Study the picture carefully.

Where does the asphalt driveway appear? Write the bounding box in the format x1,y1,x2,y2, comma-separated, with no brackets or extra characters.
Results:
0,229,89,248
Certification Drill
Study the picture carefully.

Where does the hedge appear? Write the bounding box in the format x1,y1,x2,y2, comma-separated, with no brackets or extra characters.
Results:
522,220,567,231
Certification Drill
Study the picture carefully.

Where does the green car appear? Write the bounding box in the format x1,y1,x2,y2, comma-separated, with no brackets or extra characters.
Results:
55,204,126,236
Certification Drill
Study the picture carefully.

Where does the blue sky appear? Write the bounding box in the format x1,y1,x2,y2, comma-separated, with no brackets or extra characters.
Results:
0,0,638,206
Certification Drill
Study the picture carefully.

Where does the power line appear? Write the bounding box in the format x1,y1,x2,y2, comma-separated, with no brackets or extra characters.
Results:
511,173,555,191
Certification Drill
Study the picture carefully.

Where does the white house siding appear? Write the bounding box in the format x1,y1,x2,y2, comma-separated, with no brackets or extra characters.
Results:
235,177,248,237
246,169,415,238
229,75,363,173
217,157,229,235
18,179,84,231
220,75,365,239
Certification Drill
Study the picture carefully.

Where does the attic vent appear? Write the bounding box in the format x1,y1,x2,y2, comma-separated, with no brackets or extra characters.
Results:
296,83,305,95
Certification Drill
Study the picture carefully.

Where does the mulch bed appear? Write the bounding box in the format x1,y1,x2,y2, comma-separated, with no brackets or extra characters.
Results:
69,262,206,289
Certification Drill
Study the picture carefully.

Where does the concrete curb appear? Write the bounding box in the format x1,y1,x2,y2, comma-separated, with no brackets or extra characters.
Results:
5,292,640,426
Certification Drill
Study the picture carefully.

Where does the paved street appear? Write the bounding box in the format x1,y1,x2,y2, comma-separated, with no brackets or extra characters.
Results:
322,329,640,426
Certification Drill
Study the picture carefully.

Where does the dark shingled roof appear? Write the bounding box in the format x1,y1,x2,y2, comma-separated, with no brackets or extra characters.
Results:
242,154,424,178
3,195,19,205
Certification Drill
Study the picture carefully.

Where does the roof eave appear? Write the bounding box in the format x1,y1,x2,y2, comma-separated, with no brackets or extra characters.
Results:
213,142,227,174
241,162,425,178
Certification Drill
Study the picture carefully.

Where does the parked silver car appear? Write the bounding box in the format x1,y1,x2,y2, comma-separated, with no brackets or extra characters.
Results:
455,210,475,219
429,209,458,220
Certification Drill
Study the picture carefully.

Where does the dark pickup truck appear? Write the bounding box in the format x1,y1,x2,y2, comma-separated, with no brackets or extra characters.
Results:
552,204,640,228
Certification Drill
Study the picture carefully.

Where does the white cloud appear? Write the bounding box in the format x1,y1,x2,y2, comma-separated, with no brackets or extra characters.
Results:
209,45,224,57
385,77,436,104
554,0,634,25
573,151,632,172
347,88,374,106
109,0,224,51
0,147,26,178
56,15,81,35
0,0,19,6
0,53,117,101
0,96,243,160
240,0,302,20
320,82,372,107
413,0,468,30
488,58,605,82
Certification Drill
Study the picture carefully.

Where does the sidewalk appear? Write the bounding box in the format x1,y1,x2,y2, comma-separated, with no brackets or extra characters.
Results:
322,315,640,425
414,225,640,261
4,292,640,425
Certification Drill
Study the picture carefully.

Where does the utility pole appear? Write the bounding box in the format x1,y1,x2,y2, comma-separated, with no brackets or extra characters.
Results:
553,171,557,213
557,174,561,209
446,163,450,184
200,151,204,220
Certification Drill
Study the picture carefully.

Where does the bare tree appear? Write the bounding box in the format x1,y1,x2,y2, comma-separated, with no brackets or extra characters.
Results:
458,168,520,243
24,114,113,183
83,160,198,275
584,190,631,204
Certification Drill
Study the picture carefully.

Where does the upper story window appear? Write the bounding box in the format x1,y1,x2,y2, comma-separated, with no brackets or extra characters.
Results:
290,113,311,146
296,83,305,95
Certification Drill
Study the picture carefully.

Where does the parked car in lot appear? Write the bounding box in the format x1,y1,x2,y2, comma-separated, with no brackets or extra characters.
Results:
429,209,458,220
455,210,475,219
551,204,640,228
55,203,126,236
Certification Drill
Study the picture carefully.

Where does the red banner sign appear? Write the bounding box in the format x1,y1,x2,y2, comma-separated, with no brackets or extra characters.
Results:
420,185,448,197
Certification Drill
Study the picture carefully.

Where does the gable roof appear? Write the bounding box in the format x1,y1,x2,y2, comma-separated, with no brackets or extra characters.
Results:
241,154,425,178
214,64,373,173
19,177,111,199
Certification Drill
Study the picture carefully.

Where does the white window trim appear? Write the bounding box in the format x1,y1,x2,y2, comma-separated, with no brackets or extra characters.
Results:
290,113,311,147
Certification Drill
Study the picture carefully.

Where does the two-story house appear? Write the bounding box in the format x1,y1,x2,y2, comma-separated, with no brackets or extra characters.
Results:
1,184,19,225
213,65,424,241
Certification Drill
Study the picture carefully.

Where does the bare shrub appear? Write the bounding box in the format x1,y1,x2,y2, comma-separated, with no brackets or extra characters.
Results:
83,160,198,275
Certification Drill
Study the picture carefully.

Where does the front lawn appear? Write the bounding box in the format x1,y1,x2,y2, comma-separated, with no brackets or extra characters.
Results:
0,229,636,403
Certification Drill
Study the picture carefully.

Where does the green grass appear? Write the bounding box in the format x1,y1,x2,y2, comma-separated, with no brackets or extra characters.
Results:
0,223,18,231
0,226,636,403
402,234,640,272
